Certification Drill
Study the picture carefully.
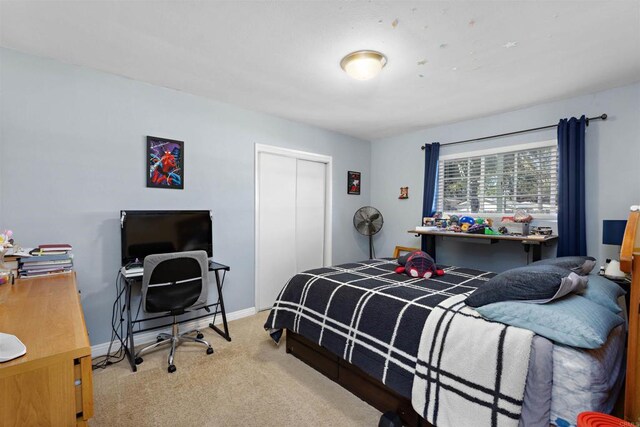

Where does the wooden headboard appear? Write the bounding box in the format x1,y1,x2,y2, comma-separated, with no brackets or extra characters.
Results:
620,207,640,422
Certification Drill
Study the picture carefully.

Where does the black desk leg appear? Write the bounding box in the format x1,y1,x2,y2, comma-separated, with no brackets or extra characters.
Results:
125,279,137,372
424,235,437,262
209,270,231,342
532,244,542,262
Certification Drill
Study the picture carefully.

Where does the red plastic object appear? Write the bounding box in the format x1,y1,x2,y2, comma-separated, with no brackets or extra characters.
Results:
576,412,635,427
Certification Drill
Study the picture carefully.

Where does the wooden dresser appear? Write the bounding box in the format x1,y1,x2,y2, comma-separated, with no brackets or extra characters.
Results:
621,209,640,422
0,273,94,426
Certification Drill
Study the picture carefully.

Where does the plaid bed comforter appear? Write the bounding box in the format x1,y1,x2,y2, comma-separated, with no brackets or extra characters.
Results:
264,259,495,398
412,294,534,427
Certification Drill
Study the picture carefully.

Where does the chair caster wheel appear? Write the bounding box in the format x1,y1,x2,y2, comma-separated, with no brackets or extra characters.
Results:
168,364,176,373
206,347,214,355
197,333,204,339
135,357,143,365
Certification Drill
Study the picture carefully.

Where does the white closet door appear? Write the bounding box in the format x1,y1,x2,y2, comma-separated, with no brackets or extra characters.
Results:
257,153,297,311
295,159,326,272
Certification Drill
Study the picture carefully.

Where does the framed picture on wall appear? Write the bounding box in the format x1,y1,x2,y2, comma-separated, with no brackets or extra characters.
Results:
147,136,184,189
347,171,361,195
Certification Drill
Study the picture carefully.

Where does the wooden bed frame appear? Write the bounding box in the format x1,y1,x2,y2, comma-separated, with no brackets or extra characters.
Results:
286,330,430,426
285,208,640,425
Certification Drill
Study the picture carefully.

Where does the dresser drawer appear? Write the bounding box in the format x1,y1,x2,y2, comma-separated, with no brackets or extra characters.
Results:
74,356,94,423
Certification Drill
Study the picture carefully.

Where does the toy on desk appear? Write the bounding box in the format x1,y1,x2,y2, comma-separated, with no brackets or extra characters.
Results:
395,251,444,279
449,215,460,226
423,217,435,226
514,209,533,223
434,218,447,228
466,223,486,234
0,229,13,247
459,216,475,226
460,223,470,232
531,226,553,236
0,229,15,285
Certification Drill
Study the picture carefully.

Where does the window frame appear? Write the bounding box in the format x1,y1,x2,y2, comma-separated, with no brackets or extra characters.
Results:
437,140,558,220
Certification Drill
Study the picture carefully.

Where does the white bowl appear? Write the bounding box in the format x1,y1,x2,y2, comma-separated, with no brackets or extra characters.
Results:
0,332,27,362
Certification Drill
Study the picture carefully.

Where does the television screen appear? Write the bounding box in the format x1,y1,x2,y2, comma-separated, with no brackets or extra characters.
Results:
120,210,212,265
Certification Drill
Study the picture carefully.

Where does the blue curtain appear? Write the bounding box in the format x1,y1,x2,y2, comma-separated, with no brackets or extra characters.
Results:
557,115,587,257
422,142,440,252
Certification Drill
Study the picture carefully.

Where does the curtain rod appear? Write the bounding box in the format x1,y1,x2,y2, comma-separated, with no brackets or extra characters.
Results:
420,113,607,150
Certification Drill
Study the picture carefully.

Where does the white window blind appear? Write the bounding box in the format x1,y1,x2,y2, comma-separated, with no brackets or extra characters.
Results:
437,144,558,215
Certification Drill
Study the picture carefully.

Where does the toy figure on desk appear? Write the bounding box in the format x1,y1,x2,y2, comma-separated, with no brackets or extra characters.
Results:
0,229,13,246
0,229,14,285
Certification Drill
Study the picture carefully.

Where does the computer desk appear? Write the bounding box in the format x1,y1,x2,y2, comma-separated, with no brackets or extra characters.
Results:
120,261,230,372
408,229,558,262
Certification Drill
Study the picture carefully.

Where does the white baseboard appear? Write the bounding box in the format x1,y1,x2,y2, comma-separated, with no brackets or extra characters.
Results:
91,306,256,358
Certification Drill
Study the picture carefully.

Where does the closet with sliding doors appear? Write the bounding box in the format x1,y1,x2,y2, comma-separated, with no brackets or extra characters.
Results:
255,145,332,310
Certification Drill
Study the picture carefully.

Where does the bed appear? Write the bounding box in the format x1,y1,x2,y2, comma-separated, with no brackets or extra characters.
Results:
265,209,640,426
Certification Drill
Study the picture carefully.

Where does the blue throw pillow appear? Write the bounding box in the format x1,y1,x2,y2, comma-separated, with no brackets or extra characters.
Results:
475,294,624,349
465,264,587,307
532,256,596,275
582,274,625,314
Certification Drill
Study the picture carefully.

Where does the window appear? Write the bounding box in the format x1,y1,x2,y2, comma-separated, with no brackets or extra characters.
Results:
437,141,558,215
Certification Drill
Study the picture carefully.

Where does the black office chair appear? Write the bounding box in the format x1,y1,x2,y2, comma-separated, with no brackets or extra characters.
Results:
134,250,213,373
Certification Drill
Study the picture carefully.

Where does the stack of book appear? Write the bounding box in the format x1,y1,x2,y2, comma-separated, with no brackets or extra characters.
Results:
19,244,74,277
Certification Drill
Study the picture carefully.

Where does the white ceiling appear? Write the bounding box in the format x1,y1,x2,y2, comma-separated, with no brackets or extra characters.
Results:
1,1,639,141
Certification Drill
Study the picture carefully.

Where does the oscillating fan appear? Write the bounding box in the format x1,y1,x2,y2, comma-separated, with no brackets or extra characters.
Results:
353,206,384,259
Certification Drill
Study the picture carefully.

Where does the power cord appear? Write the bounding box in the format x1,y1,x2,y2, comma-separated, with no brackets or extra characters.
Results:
134,292,143,332
91,270,128,370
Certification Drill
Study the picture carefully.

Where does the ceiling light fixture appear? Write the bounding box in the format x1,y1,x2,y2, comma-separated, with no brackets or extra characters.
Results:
340,50,387,81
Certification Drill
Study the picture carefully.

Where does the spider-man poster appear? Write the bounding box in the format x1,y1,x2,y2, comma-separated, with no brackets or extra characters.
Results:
348,171,361,195
146,136,184,189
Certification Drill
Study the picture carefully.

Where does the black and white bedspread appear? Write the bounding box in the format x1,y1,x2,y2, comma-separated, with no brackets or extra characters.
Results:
412,294,534,427
264,259,495,398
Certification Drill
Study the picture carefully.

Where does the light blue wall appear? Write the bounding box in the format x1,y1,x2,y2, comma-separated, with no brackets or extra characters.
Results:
2,46,638,344
371,83,640,272
0,48,371,345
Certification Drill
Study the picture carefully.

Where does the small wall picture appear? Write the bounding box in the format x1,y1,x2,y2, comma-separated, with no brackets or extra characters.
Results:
399,187,409,199
347,171,361,195
147,136,184,189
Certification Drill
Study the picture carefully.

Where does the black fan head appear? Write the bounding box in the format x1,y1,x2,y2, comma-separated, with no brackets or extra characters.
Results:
353,206,384,236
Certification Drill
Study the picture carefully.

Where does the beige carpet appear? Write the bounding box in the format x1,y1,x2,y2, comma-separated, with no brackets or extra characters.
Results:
90,311,381,426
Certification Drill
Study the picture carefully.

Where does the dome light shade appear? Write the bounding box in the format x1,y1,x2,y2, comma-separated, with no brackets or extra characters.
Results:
340,50,387,80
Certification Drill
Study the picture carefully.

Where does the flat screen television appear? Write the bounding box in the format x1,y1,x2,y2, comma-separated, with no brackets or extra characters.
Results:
120,210,212,266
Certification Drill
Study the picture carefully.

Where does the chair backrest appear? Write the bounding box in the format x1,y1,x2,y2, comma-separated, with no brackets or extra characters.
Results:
142,251,209,315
